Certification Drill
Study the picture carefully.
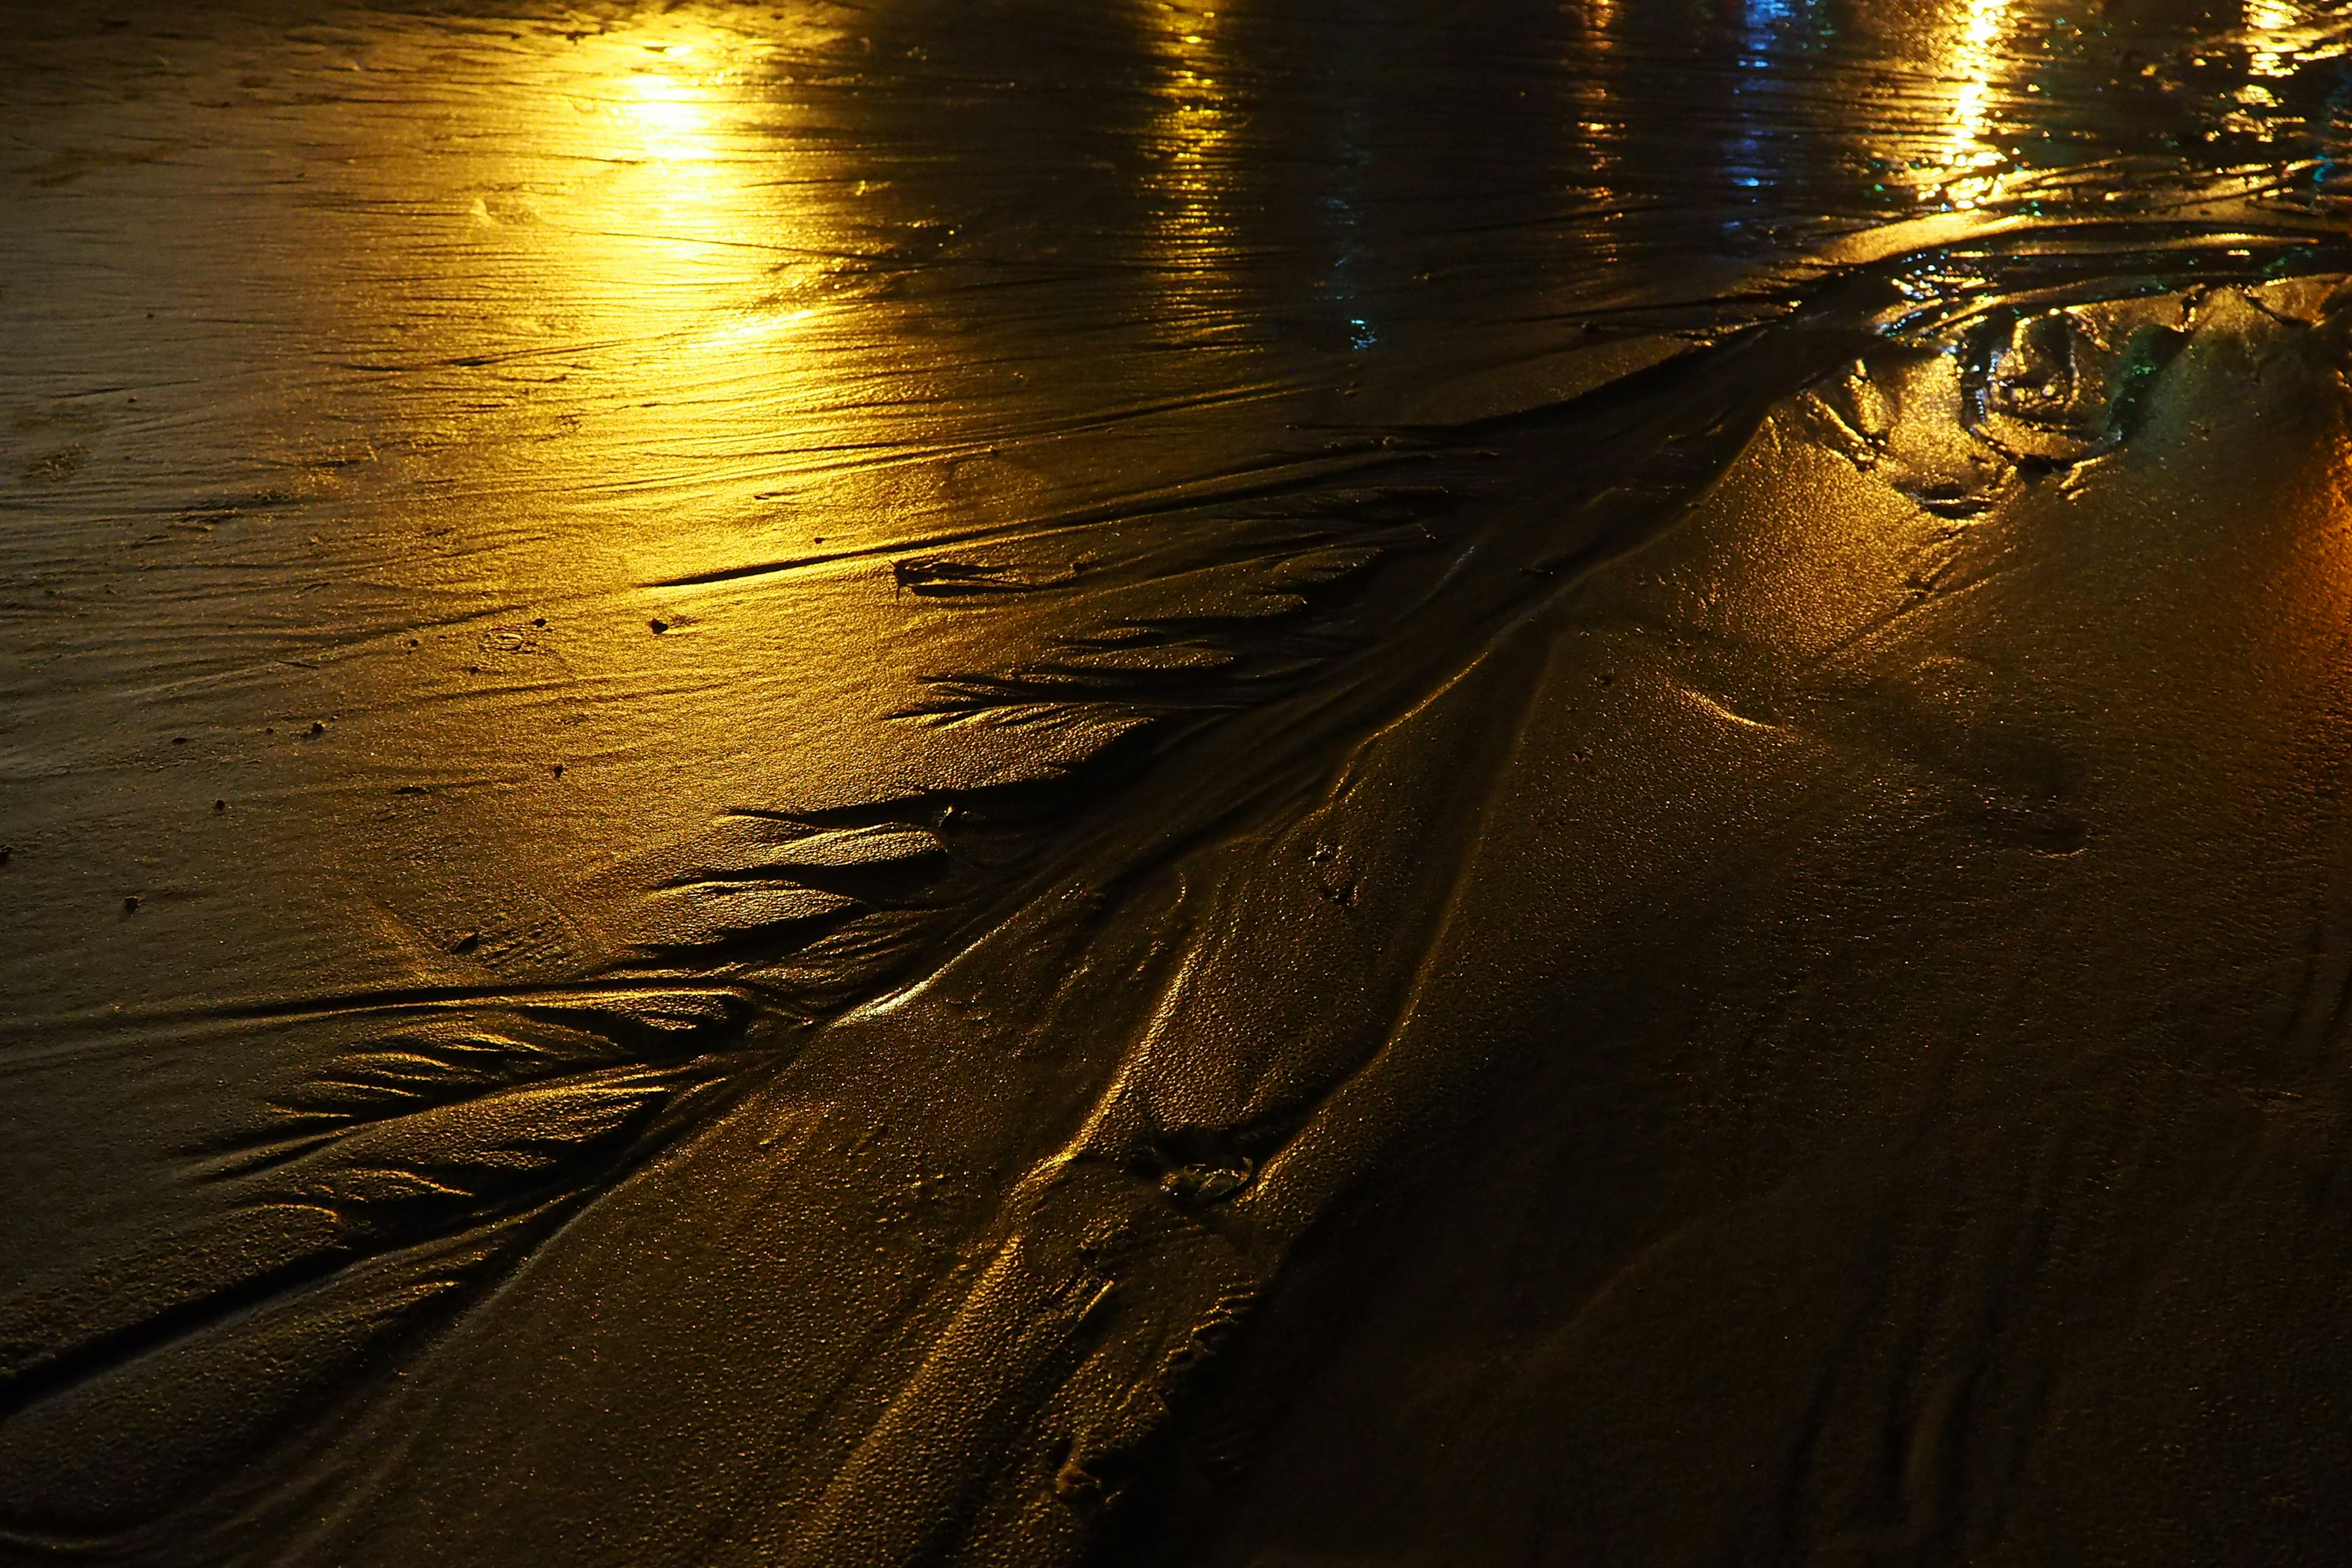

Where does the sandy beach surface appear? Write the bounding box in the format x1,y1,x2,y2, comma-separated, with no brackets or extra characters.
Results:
8,2,2352,1563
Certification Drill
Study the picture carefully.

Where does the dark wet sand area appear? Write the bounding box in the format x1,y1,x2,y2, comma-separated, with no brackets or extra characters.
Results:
9,2,2352,1564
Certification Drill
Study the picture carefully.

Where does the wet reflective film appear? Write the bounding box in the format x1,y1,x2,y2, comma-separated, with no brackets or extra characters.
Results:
9,2,2352,1564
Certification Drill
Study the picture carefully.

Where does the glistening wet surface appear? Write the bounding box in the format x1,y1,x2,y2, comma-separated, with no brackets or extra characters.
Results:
7,2,2352,1564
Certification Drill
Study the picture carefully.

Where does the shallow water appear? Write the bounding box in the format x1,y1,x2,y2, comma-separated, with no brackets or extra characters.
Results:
7,2,2352,1564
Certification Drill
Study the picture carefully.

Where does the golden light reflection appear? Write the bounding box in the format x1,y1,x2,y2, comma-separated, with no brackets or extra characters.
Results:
314,12,909,958
2244,0,2329,80
2248,0,2305,77
1567,0,1623,184
1930,0,2016,209
1567,0,1620,41
1142,5,1244,334
560,37,778,336
620,53,710,143
432,18,868,588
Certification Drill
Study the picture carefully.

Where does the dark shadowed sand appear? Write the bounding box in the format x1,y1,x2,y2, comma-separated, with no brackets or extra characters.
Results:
9,2,2352,1564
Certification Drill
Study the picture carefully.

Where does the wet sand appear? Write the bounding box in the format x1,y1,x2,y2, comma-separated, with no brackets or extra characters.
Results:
7,2,2352,1564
